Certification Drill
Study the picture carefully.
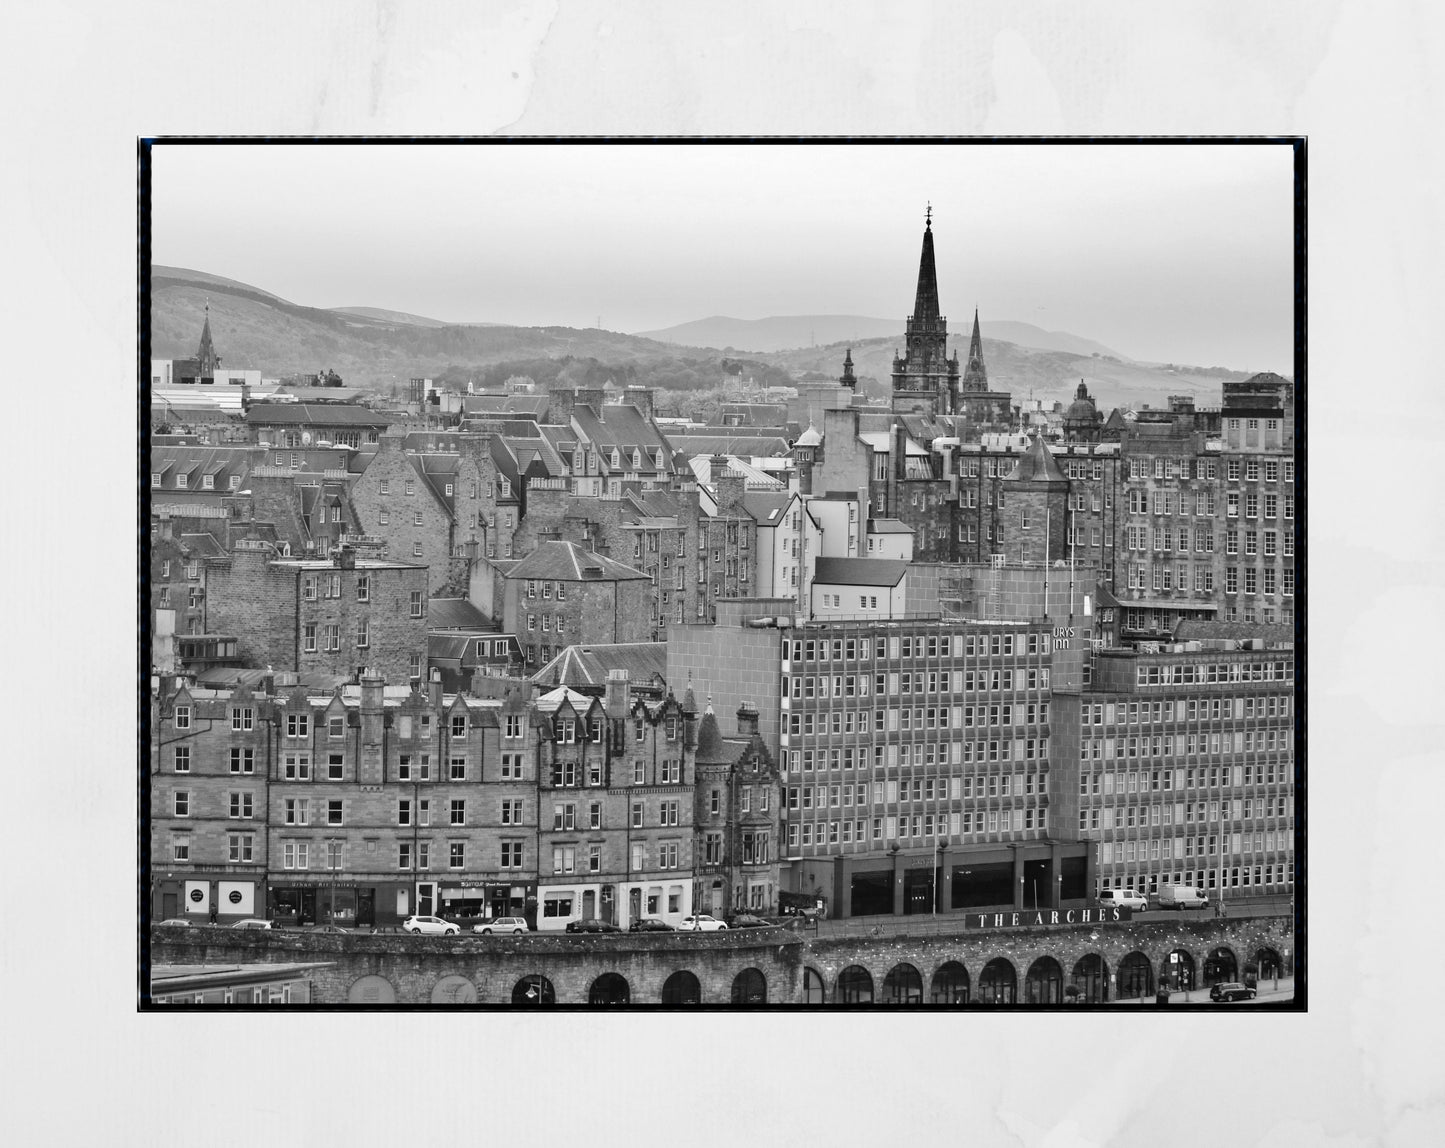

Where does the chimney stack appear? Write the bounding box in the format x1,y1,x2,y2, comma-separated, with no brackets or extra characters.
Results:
606,668,630,719
428,667,442,710
736,702,759,737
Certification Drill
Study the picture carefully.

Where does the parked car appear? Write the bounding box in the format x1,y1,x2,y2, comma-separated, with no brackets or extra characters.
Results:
629,918,675,933
403,915,460,936
1098,889,1149,912
727,913,771,929
474,917,530,935
1209,981,1257,1002
678,914,728,932
156,918,193,927
230,918,275,930
565,917,621,934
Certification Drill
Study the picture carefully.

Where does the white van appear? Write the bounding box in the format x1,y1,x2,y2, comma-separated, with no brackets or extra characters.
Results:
1157,884,1209,910
1098,889,1148,912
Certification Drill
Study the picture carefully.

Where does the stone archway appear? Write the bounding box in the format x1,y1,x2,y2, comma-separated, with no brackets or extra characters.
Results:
978,958,1016,1004
930,961,969,1004
1162,948,1196,992
1070,953,1109,1003
880,963,923,1005
1251,946,1283,987
1024,956,1064,1004
347,974,396,1004
512,974,555,1005
588,972,630,1006
661,970,702,1004
1203,946,1237,987
837,965,874,1005
731,967,767,1004
802,967,828,1004
1116,951,1153,1000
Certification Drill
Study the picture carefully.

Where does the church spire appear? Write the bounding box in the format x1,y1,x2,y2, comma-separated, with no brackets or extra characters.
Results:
961,306,988,391
911,205,941,326
195,299,220,378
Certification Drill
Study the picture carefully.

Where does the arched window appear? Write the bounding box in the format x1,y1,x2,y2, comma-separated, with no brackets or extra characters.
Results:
512,975,555,1006
1117,952,1154,999
588,973,630,1006
661,970,701,1005
880,963,923,1005
978,958,1017,1004
1251,947,1283,983
836,965,873,1005
430,975,478,1004
929,961,969,1005
731,968,767,1004
348,974,396,1004
1070,954,1108,1003
802,967,827,1004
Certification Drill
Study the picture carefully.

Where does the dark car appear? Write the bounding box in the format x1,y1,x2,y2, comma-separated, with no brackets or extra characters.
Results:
727,913,771,929
1209,981,1257,1002
565,918,621,934
629,918,675,933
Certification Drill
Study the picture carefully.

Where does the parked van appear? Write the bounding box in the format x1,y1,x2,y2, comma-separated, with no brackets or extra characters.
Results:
1098,889,1148,912
1157,884,1209,910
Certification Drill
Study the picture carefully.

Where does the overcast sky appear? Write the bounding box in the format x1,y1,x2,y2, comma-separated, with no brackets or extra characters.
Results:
152,142,1294,371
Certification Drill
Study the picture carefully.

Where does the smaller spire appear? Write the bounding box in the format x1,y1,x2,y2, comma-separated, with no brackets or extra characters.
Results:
925,201,932,229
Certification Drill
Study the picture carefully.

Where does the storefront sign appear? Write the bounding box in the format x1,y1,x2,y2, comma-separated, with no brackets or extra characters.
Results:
228,890,243,904
963,906,1132,930
189,888,204,903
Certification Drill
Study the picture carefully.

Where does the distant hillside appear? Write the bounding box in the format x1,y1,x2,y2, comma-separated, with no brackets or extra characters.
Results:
636,313,1125,359
151,266,698,390
328,306,450,328
150,265,1251,411
763,336,1250,413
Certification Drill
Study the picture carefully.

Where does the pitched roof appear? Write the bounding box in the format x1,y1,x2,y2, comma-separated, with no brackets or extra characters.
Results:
530,642,667,690
534,685,595,714
427,598,492,630
1003,435,1068,483
740,491,795,526
867,518,913,535
693,709,745,765
669,434,793,458
812,557,909,587
505,540,650,582
246,403,394,427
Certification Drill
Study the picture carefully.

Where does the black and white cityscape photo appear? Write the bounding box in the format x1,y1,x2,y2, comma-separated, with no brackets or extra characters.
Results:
143,140,1301,1008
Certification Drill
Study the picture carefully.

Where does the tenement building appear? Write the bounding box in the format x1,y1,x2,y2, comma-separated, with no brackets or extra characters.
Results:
1052,640,1296,902
149,669,704,931
203,541,430,683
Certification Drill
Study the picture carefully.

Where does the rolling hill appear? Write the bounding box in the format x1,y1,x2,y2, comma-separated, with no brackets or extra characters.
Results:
150,265,1254,411
635,314,1125,359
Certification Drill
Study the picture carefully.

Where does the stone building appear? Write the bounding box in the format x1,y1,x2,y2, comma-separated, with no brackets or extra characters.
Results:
890,210,959,419
203,541,430,683
501,540,653,672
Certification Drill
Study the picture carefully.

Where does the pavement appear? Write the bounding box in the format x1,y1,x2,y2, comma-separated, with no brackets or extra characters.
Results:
1113,977,1295,1005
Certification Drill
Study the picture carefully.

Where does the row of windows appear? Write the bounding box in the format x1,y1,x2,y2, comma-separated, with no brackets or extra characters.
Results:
1098,833,1293,868
787,632,1046,663
1079,695,1293,725
1081,762,1290,796
1079,727,1293,760
151,472,243,491
786,667,1050,700
784,736,1050,772
787,702,1050,738
787,772,1048,810
788,806,1048,849
1096,864,1293,894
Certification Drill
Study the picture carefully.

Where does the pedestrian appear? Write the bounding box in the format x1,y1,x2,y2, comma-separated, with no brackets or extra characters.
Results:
209,903,218,925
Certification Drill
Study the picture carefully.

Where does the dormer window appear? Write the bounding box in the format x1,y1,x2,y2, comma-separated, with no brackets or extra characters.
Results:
175,474,187,489
229,475,241,490
151,473,161,487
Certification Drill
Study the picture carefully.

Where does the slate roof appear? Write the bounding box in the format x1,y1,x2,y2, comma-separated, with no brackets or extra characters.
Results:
246,403,394,427
667,434,793,458
1003,435,1068,483
531,642,668,690
812,557,910,587
533,685,595,714
740,491,795,527
505,540,650,582
1172,620,1295,644
428,598,492,630
571,403,672,466
867,518,913,535
693,709,746,765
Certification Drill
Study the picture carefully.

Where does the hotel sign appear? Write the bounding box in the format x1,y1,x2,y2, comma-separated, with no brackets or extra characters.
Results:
963,906,1132,930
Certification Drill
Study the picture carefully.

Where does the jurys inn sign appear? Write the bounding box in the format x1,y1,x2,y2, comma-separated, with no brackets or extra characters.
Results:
963,906,1133,930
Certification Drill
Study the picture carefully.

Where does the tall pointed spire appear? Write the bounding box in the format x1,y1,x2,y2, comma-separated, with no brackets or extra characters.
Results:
911,206,941,326
961,306,988,392
195,299,220,378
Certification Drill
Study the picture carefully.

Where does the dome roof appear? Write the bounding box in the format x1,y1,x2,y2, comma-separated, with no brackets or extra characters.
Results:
794,424,822,448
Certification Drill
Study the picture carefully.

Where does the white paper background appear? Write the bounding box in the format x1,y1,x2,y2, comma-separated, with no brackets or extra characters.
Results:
5,2,1441,1145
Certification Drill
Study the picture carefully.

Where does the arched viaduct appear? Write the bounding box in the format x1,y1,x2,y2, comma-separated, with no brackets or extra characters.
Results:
149,915,1294,1006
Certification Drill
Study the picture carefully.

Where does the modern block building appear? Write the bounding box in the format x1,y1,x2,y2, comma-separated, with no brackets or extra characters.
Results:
1052,640,1296,903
